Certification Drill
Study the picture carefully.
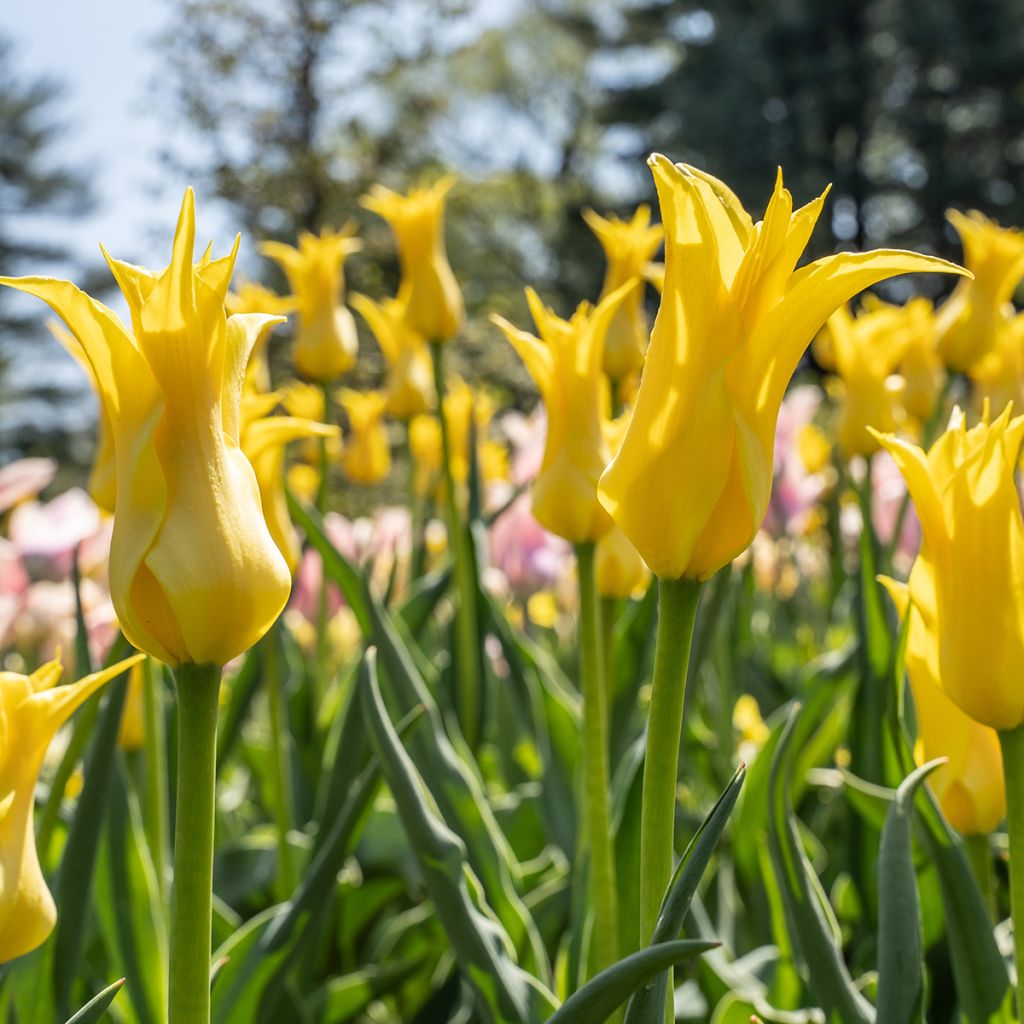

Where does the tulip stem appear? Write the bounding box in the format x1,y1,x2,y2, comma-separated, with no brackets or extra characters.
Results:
575,543,619,978
999,725,1024,1017
640,576,703,1007
169,663,222,1024
430,339,482,750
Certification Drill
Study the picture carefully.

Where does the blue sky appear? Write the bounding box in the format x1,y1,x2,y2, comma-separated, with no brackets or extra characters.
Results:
3,0,231,268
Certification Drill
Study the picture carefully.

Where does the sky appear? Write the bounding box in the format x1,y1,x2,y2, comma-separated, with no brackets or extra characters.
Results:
3,0,230,269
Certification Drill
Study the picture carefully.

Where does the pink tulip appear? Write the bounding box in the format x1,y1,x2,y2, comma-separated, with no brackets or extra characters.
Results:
0,457,57,513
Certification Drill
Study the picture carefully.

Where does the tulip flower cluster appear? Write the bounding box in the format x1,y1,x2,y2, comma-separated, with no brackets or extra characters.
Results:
10,145,1024,1024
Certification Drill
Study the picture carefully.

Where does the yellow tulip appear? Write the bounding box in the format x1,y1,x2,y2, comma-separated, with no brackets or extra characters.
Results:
969,310,1024,418
0,654,144,962
362,177,464,342
492,284,634,543
241,394,338,572
597,156,967,581
225,279,295,393
338,389,391,484
872,403,1024,730
438,378,501,489
47,320,117,514
118,658,148,752
880,571,1005,835
350,293,435,419
895,298,946,422
408,413,442,498
595,526,650,599
936,210,1024,371
260,226,362,381
583,205,663,379
816,299,914,458
1,190,293,666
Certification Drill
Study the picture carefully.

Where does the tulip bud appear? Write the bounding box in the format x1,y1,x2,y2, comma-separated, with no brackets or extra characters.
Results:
873,403,1024,731
362,177,464,342
338,389,391,485
881,573,1005,835
261,227,362,381
582,205,663,380
936,210,1024,371
0,654,144,961
492,282,635,544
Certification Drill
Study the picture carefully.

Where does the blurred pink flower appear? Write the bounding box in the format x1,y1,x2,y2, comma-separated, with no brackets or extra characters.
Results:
8,487,103,580
871,449,921,566
489,495,571,598
500,408,546,486
765,385,829,536
0,457,57,513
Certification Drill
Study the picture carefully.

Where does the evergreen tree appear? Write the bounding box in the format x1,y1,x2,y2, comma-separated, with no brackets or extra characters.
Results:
0,33,95,464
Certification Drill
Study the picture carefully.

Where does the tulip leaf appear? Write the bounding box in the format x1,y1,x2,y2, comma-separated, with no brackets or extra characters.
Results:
308,956,430,1022
63,979,125,1024
286,491,371,631
360,648,557,1024
53,666,132,1017
363,582,550,978
875,759,944,1024
93,764,167,1024
544,940,718,1024
767,704,876,1024
624,764,745,1024
210,906,292,1024
260,706,423,954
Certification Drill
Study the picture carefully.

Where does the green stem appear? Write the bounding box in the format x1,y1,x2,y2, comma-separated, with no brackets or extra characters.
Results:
142,659,169,908
169,663,222,1024
964,832,996,923
1000,725,1024,1018
265,627,296,898
430,339,482,749
576,543,619,977
640,577,703,946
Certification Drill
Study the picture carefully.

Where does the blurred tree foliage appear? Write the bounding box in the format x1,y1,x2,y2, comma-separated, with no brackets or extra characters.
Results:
598,0,1024,268
0,33,96,465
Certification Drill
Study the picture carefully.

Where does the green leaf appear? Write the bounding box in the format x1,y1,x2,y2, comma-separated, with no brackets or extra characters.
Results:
876,759,944,1024
286,491,371,632
309,957,429,1022
360,649,556,1024
53,665,132,1016
63,979,125,1024
767,705,876,1024
260,706,422,954
94,765,168,1024
624,765,745,1024
210,907,292,1024
545,941,718,1024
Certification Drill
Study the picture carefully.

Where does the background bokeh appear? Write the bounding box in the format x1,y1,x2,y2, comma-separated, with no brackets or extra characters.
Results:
5,0,1024,484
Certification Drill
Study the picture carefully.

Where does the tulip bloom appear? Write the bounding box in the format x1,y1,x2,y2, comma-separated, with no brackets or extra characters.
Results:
596,526,650,599
241,394,338,572
881,570,1005,835
226,279,295,393
873,404,1024,731
1,190,293,667
261,227,362,381
583,205,664,379
350,293,434,419
816,299,916,458
598,156,967,581
492,284,633,544
338,389,391,484
894,298,946,423
969,310,1024,419
362,177,464,342
936,210,1024,372
0,654,143,962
